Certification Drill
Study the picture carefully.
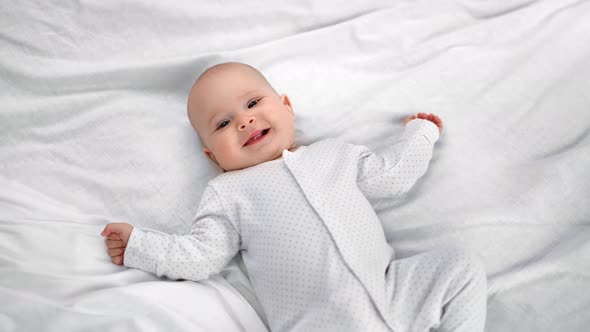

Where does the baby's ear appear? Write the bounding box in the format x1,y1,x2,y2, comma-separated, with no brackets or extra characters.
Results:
280,94,293,114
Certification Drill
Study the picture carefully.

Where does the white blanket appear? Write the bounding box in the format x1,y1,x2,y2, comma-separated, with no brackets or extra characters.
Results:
1,0,589,331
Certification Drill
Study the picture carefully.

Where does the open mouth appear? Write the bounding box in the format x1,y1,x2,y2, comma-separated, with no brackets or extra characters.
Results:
243,128,270,147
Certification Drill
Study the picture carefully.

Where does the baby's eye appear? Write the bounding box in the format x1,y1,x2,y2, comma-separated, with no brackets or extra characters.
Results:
247,99,259,109
217,120,230,129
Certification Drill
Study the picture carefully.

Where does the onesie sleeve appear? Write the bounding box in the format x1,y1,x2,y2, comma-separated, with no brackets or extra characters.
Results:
123,185,240,281
357,119,440,202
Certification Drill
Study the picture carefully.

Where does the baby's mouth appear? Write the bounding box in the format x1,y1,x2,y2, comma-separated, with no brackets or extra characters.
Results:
243,128,270,147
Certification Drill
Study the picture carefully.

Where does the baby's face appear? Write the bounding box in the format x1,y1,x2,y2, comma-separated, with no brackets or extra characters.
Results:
187,63,295,171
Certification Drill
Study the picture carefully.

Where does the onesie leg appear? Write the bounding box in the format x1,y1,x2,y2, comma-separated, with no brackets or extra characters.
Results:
386,247,487,332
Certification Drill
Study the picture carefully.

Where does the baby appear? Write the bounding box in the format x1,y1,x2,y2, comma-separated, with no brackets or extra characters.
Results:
101,62,487,332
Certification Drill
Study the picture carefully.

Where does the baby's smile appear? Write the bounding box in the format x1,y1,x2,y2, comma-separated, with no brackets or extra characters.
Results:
243,128,271,147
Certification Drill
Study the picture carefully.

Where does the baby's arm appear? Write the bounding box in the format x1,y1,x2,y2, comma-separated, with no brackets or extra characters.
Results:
357,113,442,202
101,185,240,281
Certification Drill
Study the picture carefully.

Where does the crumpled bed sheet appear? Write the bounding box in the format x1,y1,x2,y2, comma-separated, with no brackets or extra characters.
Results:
1,0,589,331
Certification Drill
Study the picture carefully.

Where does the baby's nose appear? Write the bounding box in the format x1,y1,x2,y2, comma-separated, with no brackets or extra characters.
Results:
239,117,255,130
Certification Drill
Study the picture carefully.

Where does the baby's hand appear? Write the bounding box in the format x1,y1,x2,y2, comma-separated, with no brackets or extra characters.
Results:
101,222,134,265
404,112,443,134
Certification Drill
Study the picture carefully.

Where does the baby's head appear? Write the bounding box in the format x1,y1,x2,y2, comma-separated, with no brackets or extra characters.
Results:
187,62,296,171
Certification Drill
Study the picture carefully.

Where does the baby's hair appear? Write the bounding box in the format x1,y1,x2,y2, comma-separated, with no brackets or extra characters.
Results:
199,62,254,79
194,62,275,93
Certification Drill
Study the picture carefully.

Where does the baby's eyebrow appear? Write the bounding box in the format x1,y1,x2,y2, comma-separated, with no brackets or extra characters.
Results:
239,89,259,99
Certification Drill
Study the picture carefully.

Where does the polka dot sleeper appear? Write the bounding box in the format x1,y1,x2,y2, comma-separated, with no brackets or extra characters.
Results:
124,119,487,332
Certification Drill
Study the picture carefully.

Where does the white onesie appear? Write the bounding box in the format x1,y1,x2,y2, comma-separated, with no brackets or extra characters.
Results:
124,119,487,332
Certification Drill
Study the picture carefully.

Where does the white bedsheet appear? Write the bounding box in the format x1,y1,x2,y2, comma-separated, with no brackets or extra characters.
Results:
1,0,589,331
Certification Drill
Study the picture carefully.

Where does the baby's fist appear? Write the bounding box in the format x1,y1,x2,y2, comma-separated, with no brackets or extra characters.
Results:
101,222,134,265
404,112,443,134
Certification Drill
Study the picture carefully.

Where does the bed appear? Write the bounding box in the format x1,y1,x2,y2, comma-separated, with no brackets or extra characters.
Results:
1,0,589,331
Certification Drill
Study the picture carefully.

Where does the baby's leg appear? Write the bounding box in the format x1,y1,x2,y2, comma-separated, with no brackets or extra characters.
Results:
386,247,487,332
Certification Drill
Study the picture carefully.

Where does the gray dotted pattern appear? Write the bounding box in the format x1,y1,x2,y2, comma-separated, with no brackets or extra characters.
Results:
124,119,487,332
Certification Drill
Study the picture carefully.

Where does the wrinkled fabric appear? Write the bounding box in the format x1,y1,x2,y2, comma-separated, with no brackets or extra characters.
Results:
1,0,589,331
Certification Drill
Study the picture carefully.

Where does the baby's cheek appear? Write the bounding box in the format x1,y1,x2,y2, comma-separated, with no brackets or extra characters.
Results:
220,147,251,171
218,150,240,169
